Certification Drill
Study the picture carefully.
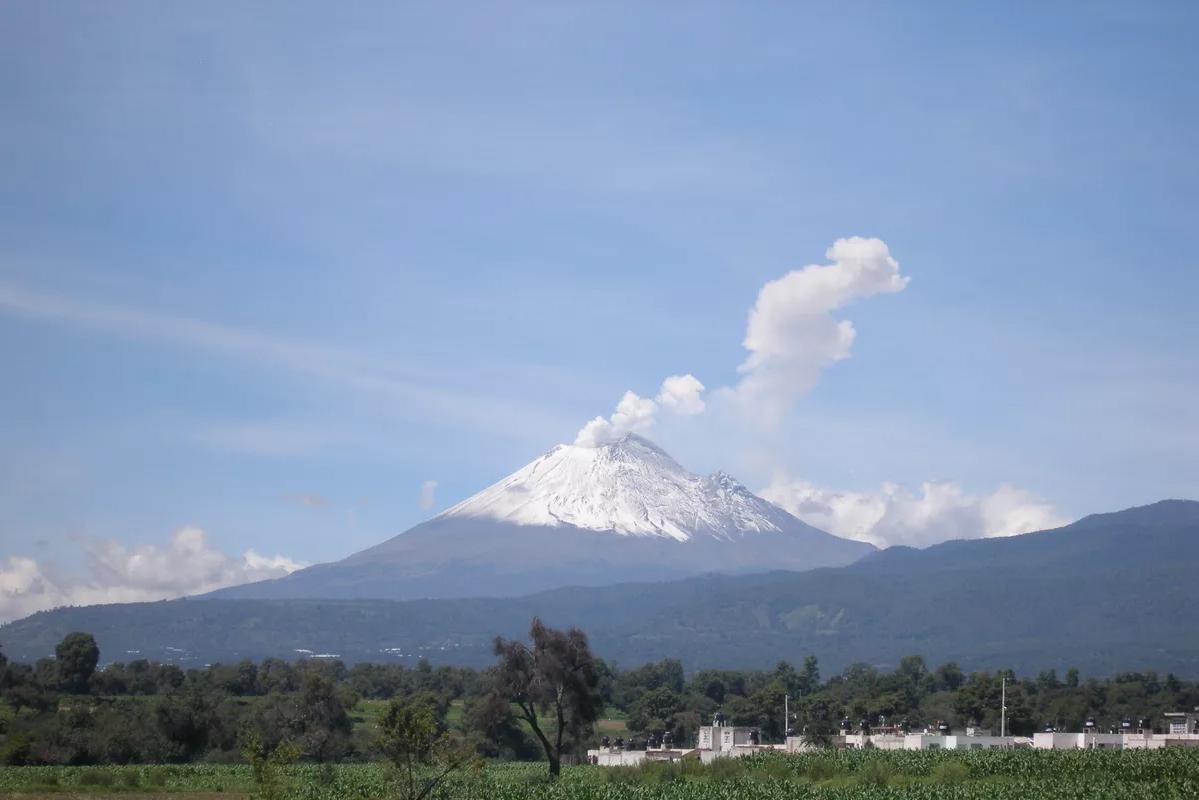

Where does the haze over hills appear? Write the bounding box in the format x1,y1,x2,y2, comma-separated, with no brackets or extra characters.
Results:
209,434,874,601
5,500,1197,676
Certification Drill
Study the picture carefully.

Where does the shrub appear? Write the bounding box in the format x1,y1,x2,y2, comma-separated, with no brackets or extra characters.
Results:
639,761,680,785
750,756,795,782
805,756,846,782
0,733,32,766
707,757,745,782
78,768,116,787
602,765,639,784
857,758,898,786
932,760,971,784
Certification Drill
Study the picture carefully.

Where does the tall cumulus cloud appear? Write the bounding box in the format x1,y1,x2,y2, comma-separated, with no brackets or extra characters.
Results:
575,236,907,442
572,236,1067,547
731,236,909,422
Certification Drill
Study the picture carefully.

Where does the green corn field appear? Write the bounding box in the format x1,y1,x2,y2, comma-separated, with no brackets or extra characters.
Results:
1,750,1198,799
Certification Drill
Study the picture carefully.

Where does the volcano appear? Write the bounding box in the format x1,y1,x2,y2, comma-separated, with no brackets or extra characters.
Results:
208,434,874,601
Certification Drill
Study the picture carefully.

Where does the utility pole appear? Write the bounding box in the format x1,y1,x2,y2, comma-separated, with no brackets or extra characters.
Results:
1001,676,1007,738
784,693,789,741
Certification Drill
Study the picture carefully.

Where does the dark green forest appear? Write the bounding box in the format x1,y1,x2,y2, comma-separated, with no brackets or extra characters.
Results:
2,630,1197,767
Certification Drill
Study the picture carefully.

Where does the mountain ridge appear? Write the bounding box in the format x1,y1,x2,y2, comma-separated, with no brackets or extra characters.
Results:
5,499,1197,676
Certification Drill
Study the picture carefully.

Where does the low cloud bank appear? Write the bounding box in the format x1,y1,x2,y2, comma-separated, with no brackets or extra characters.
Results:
0,527,305,624
760,477,1068,548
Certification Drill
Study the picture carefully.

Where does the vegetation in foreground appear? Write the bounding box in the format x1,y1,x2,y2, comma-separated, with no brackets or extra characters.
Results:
6,627,1199,767
1,749,1199,799
4,618,1199,799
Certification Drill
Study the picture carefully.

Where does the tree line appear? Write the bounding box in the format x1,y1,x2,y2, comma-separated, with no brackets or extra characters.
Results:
2,620,1197,774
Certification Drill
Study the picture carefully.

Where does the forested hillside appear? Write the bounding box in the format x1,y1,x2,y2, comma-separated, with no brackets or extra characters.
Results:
3,501,1196,676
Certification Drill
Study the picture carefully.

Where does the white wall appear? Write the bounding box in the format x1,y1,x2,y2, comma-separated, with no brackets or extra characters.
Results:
588,749,647,766
1032,732,1125,749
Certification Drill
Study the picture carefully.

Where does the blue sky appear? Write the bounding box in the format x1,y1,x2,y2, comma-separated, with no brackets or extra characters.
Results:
1,2,1196,614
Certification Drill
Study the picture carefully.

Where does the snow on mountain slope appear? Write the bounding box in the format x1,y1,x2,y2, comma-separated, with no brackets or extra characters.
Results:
438,434,797,542
206,434,874,602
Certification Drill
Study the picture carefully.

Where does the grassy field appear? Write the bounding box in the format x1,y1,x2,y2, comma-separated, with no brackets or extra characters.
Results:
1,749,1198,799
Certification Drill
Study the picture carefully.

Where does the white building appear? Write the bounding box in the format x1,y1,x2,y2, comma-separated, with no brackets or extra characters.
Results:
694,716,782,761
587,714,781,766
831,732,1018,751
1164,710,1199,736
1032,711,1199,749
1033,732,1126,750
588,709,1199,764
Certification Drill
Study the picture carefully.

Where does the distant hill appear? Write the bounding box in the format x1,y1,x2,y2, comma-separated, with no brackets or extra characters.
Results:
209,434,873,601
4,500,1197,676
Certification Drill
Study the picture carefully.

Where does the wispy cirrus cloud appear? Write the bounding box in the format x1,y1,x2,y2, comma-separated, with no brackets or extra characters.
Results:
0,281,564,441
190,420,365,458
284,492,331,509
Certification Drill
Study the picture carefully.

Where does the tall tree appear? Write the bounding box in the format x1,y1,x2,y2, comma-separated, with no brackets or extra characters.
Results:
294,672,353,762
460,691,537,760
799,656,821,695
240,730,300,800
493,618,601,779
935,662,965,692
378,697,475,800
55,632,100,694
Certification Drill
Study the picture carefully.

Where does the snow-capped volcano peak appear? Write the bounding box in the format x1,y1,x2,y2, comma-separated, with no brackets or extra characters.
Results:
438,434,797,542
211,433,874,603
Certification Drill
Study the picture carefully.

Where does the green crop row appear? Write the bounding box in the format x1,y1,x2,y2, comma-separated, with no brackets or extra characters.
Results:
1,749,1198,799
735,747,1199,781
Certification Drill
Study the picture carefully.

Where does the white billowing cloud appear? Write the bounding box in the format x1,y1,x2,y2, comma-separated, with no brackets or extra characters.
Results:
419,479,439,511
732,236,909,422
760,476,1069,549
575,237,908,446
569,238,1065,549
655,374,707,416
0,557,46,613
242,550,306,573
574,375,706,447
0,527,306,624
